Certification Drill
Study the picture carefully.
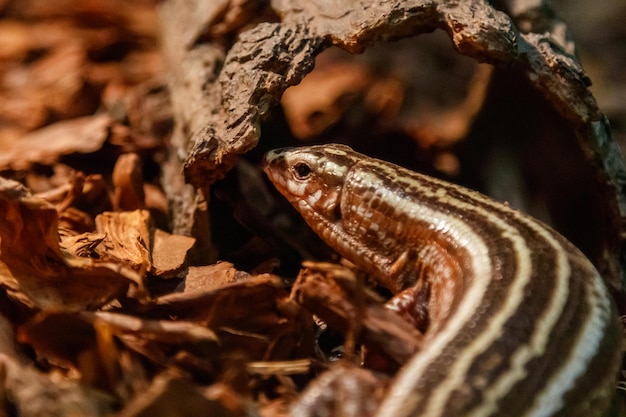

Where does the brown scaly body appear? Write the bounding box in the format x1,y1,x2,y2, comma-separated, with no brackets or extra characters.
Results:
264,144,621,417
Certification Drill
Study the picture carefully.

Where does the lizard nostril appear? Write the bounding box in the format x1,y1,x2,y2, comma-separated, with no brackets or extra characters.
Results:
263,147,294,167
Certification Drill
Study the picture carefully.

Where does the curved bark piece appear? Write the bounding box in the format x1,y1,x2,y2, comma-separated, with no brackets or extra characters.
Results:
183,22,326,186
159,0,626,288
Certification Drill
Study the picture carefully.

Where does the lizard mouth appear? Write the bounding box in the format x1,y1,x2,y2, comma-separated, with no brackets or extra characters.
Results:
263,149,289,191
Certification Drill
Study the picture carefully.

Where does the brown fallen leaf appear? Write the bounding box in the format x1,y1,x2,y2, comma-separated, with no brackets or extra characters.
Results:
85,311,218,345
95,210,152,273
15,269,312,401
0,311,115,417
150,272,314,362
95,209,195,278
0,43,97,129
118,371,251,417
177,261,253,292
246,358,311,376
31,170,112,223
113,152,146,211
17,312,112,375
60,231,107,257
58,207,98,236
0,114,113,171
0,352,116,417
150,228,195,278
0,177,141,311
292,262,422,367
18,311,218,372
16,310,155,401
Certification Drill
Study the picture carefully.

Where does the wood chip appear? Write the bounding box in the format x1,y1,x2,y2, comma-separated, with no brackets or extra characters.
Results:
150,228,195,278
0,114,112,171
95,210,152,273
0,177,142,311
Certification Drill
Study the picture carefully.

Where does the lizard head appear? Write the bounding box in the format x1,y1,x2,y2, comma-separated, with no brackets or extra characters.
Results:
263,144,359,224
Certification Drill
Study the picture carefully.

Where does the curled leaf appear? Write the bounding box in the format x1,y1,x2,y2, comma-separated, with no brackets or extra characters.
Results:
0,177,142,312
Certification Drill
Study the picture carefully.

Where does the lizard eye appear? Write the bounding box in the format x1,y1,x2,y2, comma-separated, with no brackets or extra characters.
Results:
293,162,312,180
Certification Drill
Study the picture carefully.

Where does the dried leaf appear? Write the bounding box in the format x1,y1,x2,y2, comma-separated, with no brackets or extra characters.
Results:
0,310,115,416
19,311,218,370
60,231,107,257
95,210,195,278
0,177,140,311
0,354,116,417
58,208,98,235
0,114,113,171
246,359,311,376
95,210,152,273
292,262,422,366
178,261,252,292
85,311,218,345
150,228,195,278
118,372,250,417
17,311,152,400
151,273,314,361
113,153,146,211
